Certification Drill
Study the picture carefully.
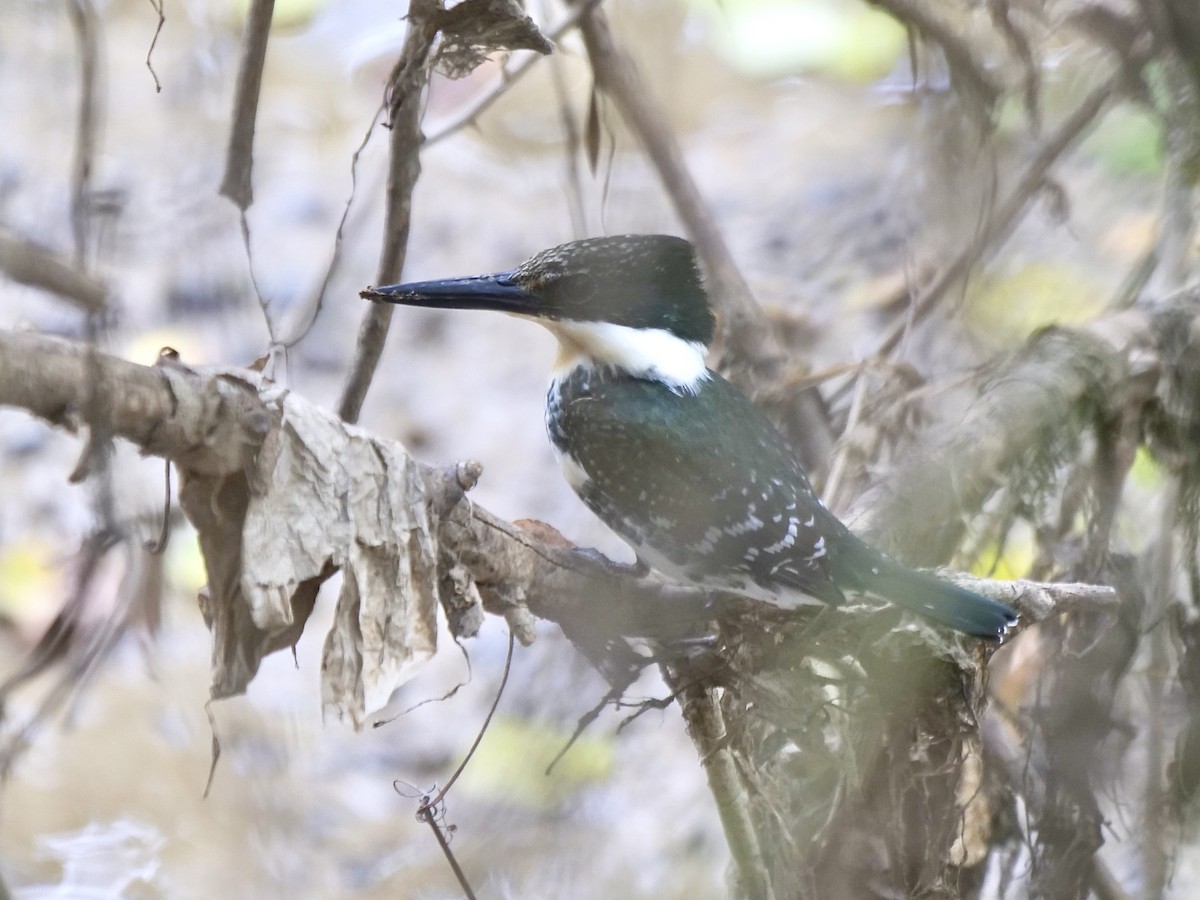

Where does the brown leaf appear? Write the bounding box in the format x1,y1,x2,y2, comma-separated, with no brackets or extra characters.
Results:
434,0,553,80
180,380,444,728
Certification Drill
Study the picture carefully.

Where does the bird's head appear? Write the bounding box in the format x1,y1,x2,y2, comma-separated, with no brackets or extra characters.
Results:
362,235,715,391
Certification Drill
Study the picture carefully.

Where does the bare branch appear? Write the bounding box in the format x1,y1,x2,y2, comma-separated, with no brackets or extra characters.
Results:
144,0,165,93
0,229,108,313
338,0,442,424
219,0,276,211
65,0,101,267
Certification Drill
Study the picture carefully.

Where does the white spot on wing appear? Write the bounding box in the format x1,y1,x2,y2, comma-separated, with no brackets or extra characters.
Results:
557,451,591,491
762,516,800,554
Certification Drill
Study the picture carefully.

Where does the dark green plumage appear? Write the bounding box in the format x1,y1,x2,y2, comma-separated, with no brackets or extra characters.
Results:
547,364,1017,639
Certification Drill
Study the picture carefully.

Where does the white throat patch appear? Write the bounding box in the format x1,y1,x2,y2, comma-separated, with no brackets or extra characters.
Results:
547,320,710,394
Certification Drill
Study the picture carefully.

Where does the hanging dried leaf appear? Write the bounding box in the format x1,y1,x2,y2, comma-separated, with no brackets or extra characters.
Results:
434,0,553,80
180,380,451,728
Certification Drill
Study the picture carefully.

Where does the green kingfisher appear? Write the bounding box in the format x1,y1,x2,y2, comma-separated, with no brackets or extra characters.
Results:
362,235,1017,640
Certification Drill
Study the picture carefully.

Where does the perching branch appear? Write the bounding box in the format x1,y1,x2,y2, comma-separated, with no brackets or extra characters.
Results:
0,320,1134,720
0,229,108,313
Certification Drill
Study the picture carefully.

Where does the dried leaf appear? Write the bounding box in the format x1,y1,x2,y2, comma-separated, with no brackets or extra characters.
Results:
180,381,446,727
434,0,553,80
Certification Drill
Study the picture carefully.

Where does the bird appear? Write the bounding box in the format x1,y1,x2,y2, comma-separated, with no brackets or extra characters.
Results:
362,234,1017,640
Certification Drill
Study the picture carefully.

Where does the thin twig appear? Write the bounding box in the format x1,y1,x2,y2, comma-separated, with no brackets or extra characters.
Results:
278,105,386,350
546,681,627,776
239,210,277,344
419,805,476,900
409,632,515,900
144,0,165,93
373,640,473,727
423,630,515,812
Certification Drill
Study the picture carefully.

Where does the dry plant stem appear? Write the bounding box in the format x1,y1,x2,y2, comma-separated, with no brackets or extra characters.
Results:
573,2,834,466
219,0,276,211
338,0,441,424
424,631,515,812
865,0,1001,107
278,106,385,349
144,0,165,93
0,230,108,313
65,0,100,266
983,712,1133,900
1142,477,1179,899
413,632,514,900
420,807,477,900
0,327,1134,635
665,671,775,900
875,68,1131,360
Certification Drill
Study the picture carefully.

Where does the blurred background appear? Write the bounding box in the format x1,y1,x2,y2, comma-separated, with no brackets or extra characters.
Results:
0,0,1182,896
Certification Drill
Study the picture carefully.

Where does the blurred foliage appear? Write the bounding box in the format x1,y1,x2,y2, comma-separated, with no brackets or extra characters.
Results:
0,537,61,638
1130,444,1164,489
165,531,209,598
455,715,614,809
965,262,1106,345
969,520,1035,581
692,0,905,80
1082,105,1164,176
226,0,331,30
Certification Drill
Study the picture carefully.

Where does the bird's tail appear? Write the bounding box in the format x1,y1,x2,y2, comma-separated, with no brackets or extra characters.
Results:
835,539,1017,641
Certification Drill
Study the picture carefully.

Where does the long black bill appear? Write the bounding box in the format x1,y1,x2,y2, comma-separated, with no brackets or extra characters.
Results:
360,271,540,315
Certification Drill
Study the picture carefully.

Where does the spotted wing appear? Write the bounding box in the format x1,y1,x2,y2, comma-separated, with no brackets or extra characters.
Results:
550,369,842,605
